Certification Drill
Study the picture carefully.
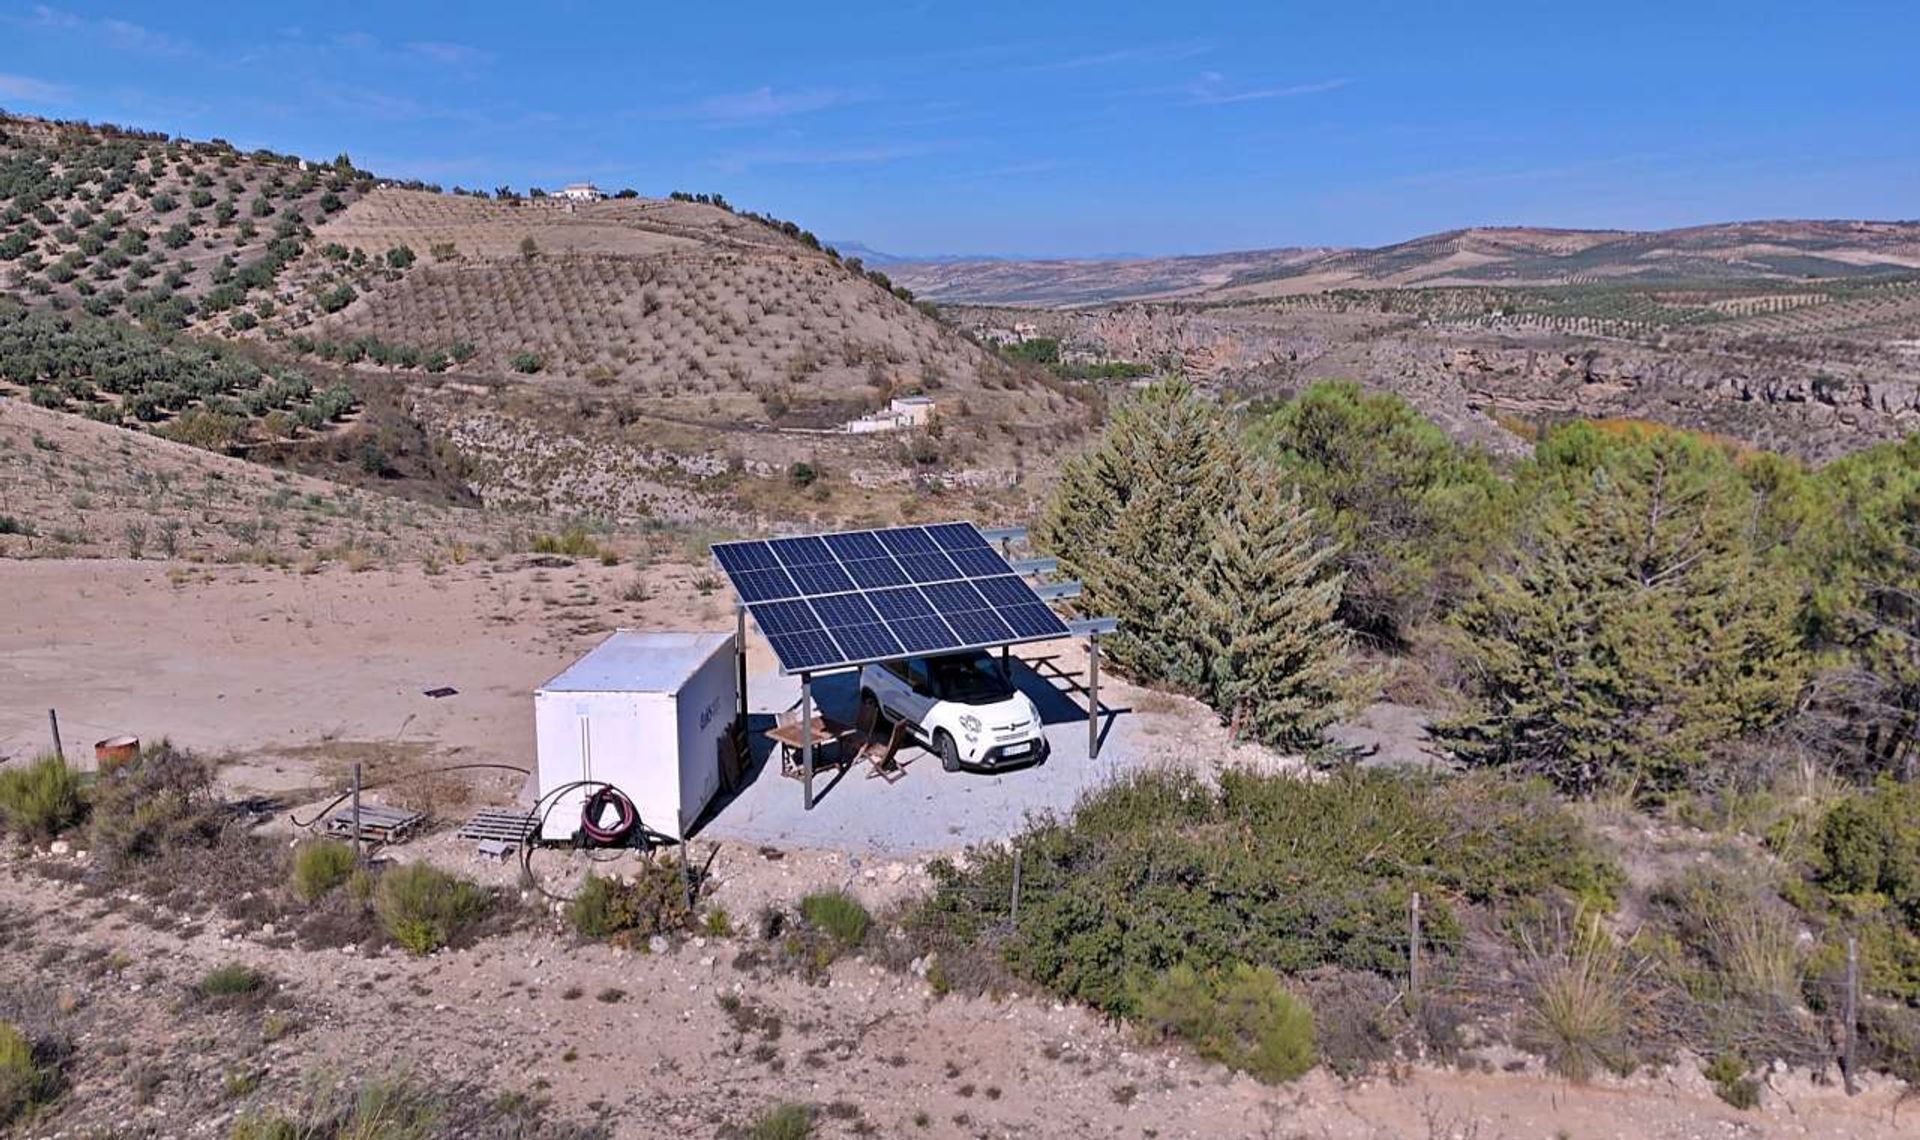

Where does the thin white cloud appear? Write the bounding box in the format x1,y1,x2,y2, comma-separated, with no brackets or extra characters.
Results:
1183,73,1352,105
708,141,932,174
0,72,68,102
1029,41,1212,73
24,5,191,56
680,86,850,124
406,41,493,67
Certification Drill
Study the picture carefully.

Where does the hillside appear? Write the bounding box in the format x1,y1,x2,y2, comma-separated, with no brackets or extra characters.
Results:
0,115,1090,528
891,220,1920,306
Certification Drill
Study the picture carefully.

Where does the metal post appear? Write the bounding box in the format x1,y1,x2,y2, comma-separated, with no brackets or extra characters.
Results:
1001,645,1011,680
1409,891,1423,1003
47,709,63,761
1011,846,1023,926
677,809,694,908
1842,936,1859,1095
734,606,749,732
801,673,815,811
1087,636,1101,759
351,762,363,866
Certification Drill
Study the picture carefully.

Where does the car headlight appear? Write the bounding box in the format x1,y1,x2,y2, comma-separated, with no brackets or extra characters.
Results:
958,714,982,734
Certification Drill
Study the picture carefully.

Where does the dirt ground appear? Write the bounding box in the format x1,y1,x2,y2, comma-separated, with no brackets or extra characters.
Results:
4,555,1917,1138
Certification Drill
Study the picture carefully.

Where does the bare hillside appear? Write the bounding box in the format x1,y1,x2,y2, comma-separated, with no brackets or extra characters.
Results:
894,220,1920,307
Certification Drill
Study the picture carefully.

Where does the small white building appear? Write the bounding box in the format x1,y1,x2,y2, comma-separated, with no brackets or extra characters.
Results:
846,395,937,434
555,182,605,202
533,630,737,843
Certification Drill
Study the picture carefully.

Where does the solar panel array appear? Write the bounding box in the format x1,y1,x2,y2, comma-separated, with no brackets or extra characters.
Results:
712,522,1071,673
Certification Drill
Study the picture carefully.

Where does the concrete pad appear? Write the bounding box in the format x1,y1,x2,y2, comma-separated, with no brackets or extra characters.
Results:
693,653,1158,855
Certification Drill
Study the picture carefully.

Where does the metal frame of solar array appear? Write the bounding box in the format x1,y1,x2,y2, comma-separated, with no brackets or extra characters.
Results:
712,522,1072,674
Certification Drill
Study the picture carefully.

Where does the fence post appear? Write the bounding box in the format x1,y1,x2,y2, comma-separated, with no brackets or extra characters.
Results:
351,762,363,866
1409,891,1423,1003
47,709,64,762
1842,936,1859,1095
1010,846,1023,927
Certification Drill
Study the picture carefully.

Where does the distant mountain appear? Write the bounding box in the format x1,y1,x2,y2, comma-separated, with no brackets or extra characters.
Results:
889,220,1920,308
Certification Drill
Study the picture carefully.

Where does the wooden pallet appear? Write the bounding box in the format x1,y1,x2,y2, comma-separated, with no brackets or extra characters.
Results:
324,803,426,845
456,808,538,844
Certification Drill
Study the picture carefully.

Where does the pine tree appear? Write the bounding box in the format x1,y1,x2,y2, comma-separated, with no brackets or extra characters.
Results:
1186,474,1355,747
1036,378,1240,691
1441,426,1809,797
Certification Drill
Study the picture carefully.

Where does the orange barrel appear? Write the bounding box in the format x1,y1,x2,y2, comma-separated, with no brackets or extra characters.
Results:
94,736,140,773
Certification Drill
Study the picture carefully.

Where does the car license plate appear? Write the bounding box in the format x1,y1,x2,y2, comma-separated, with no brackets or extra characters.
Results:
1003,742,1031,757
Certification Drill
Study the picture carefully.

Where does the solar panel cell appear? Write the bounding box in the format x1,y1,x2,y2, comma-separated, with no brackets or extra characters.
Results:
731,567,799,603
877,527,940,557
809,592,883,627
945,608,1016,645
769,535,835,566
926,521,990,551
998,602,1070,639
897,551,962,583
843,557,910,589
885,615,960,653
823,531,888,561
748,599,823,636
827,623,904,662
786,562,856,595
712,541,781,574
921,580,989,612
947,546,1014,578
767,631,840,671
866,587,935,620
971,575,1033,607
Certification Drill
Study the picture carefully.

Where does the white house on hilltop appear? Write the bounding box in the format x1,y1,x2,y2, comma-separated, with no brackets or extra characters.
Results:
556,182,605,202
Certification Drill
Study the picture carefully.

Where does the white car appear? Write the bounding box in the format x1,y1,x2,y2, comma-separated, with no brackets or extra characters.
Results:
859,651,1049,771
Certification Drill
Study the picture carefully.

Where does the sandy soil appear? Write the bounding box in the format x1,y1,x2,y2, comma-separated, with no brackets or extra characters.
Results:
2,856,1912,1140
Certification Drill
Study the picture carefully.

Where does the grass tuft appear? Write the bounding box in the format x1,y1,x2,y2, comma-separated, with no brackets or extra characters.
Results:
375,863,490,956
0,755,86,841
290,839,356,902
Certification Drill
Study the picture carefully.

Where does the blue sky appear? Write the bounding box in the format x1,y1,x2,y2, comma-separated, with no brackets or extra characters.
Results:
3,1,1916,257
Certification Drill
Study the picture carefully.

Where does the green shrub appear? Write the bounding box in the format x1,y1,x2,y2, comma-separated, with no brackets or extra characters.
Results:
566,863,694,944
1704,1052,1760,1109
1518,915,1638,1082
1136,962,1316,1083
798,892,869,949
510,352,544,374
917,768,1618,1019
291,840,356,901
0,755,86,840
86,742,220,869
530,528,602,559
747,1103,813,1140
198,962,266,1000
0,1021,57,1127
226,1112,298,1140
375,863,491,955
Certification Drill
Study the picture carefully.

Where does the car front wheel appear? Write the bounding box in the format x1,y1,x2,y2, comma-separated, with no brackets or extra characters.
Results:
936,730,961,773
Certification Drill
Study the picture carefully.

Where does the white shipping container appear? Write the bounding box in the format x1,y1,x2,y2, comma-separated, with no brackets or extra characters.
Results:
533,630,737,843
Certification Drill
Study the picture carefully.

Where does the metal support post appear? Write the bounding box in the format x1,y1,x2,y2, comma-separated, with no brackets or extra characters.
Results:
801,673,815,811
1843,936,1859,1094
351,762,363,866
47,709,64,761
1087,636,1101,759
734,605,749,731
1409,891,1423,1002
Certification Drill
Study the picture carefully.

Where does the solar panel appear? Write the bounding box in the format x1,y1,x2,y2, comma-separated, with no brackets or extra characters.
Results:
713,522,1071,674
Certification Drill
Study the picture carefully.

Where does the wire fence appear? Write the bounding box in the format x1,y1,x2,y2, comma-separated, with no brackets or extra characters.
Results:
909,857,1876,1088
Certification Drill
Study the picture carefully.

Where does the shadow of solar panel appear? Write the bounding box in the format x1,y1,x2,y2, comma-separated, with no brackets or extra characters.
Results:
769,535,835,566
945,608,1016,645
947,546,1012,578
827,623,903,661
885,615,960,653
824,531,888,561
922,580,989,612
898,551,961,583
867,586,936,620
748,599,823,635
768,631,840,671
877,527,940,557
997,602,1069,639
809,592,883,627
786,562,856,595
731,567,799,603
844,557,910,589
926,521,990,551
713,541,780,574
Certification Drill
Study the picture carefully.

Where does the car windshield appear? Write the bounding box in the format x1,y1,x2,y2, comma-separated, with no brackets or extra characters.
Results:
927,653,1014,704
